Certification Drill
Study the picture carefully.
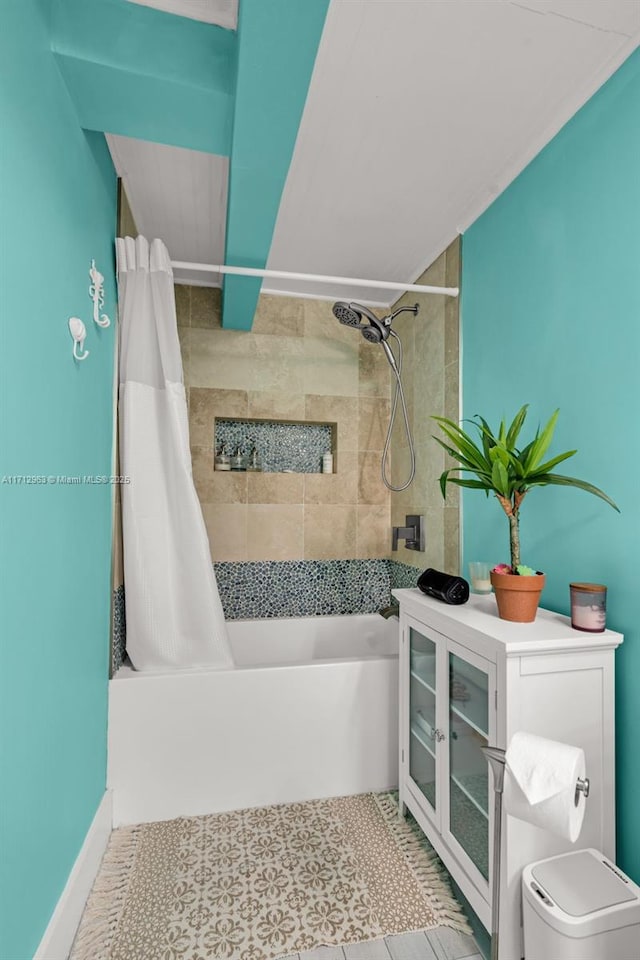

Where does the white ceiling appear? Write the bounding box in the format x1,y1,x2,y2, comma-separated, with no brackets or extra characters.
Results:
107,134,228,287
265,0,640,304
125,0,237,30
110,0,640,305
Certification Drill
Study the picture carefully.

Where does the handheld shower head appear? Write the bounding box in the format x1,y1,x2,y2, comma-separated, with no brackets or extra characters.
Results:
332,301,383,330
332,301,390,343
330,300,416,492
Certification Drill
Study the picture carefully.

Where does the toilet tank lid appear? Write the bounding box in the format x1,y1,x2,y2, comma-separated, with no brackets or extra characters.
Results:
531,849,639,917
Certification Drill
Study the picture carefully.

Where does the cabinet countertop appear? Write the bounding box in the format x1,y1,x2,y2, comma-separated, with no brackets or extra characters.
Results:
392,588,623,656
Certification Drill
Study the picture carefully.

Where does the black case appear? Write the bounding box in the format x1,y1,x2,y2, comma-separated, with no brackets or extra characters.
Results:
417,568,469,605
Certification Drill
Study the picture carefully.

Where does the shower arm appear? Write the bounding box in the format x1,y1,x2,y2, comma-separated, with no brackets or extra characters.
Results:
383,303,420,325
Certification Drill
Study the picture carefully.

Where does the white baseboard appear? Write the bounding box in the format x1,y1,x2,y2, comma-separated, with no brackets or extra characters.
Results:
34,791,113,960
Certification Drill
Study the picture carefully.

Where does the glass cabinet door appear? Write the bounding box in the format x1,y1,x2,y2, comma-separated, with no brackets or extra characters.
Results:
447,650,491,883
408,626,440,819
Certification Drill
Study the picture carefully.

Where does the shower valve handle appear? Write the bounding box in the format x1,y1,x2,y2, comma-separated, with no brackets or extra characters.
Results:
392,514,425,552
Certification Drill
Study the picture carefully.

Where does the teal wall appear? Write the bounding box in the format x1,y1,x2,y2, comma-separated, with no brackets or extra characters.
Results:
51,0,236,154
0,2,117,956
461,50,640,879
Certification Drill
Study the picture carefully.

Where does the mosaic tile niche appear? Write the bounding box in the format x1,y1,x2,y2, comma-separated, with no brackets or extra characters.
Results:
215,419,333,474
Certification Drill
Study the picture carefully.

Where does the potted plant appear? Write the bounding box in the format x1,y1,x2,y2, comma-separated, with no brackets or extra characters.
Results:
432,406,619,622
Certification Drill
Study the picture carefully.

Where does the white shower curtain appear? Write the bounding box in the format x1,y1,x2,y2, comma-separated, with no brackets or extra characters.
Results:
116,236,232,671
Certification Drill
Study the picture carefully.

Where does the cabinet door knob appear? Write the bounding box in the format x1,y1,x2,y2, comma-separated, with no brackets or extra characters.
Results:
434,729,446,742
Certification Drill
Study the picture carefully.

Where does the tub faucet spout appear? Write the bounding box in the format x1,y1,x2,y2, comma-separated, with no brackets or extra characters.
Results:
378,603,400,620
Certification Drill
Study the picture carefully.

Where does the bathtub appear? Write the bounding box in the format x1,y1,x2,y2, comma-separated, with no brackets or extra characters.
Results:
108,613,399,825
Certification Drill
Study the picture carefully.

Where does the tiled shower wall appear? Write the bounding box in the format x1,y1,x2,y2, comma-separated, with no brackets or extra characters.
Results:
112,236,459,669
177,289,392,561
388,237,461,576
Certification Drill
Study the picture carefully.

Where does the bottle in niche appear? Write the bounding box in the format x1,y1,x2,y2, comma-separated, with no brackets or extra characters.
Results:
322,451,333,474
246,446,262,472
230,445,246,471
214,444,231,471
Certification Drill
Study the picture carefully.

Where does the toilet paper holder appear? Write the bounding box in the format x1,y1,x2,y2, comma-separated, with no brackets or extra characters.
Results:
575,776,590,805
481,746,590,960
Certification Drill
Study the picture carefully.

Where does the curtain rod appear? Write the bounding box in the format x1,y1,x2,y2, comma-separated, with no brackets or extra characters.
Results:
170,261,459,297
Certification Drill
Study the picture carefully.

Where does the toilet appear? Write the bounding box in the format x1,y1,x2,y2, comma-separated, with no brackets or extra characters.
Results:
522,848,640,959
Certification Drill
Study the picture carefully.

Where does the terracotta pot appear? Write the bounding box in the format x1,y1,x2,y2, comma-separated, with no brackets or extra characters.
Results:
490,571,545,623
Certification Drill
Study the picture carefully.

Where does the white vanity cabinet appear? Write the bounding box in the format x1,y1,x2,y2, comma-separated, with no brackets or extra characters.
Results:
393,588,622,960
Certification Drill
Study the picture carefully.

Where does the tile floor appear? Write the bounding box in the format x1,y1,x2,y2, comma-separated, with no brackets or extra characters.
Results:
279,925,482,960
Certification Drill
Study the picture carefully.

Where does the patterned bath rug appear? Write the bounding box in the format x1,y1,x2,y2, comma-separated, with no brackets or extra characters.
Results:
71,792,470,960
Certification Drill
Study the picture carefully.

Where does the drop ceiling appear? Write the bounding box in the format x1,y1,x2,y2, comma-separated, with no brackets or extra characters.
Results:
111,0,640,305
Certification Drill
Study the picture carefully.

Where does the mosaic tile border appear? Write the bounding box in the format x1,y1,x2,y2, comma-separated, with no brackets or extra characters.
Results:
389,559,421,592
214,558,391,620
112,584,126,676
112,560,425,664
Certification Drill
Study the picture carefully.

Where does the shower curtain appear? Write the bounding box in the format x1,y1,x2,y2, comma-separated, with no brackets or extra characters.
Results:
116,236,232,671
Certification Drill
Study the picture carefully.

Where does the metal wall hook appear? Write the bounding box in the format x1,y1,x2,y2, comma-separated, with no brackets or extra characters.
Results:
69,317,89,361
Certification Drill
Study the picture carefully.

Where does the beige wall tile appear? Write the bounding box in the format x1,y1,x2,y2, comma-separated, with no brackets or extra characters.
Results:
304,505,356,560
444,506,460,575
444,358,459,423
189,387,249,447
247,472,303,505
202,503,247,561
301,337,359,397
358,451,388,504
304,299,354,344
191,444,215,502
118,181,138,237
187,329,306,394
386,237,460,563
389,444,413,490
356,504,390,559
178,327,191,367
252,295,304,337
358,340,391,398
191,286,221,329
176,287,395,564
210,471,249,505
246,504,304,560
305,395,358,451
359,397,390,452
248,391,305,420
174,284,191,327
304,452,358,504
445,235,461,288
445,297,460,368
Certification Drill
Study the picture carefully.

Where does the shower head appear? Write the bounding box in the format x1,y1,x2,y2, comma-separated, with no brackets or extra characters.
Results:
332,301,381,329
332,301,390,343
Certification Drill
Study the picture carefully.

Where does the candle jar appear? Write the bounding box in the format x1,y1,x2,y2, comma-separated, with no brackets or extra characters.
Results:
570,582,607,633
469,561,492,595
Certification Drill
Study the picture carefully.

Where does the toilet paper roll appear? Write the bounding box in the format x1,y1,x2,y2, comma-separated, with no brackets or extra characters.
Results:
504,732,586,842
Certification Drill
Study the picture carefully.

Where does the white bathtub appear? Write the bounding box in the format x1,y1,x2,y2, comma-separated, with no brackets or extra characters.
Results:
108,614,399,825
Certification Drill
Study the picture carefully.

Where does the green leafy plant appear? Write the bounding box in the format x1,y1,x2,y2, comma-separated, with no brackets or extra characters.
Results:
432,405,619,572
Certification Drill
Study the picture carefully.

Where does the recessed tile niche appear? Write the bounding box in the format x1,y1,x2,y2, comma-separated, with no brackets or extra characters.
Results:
214,418,336,474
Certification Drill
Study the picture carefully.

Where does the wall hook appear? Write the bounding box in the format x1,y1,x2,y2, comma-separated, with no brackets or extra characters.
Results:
69,317,89,361
89,259,110,328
